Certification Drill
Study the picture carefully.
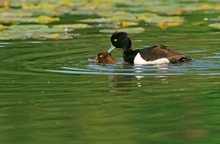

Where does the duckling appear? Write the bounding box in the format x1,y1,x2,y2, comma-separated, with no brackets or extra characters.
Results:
96,51,117,64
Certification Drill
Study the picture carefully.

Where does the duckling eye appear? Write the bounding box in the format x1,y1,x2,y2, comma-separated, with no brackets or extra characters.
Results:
99,55,103,58
114,39,117,42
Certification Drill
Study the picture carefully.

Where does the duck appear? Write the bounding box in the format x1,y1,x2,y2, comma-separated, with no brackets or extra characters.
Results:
107,31,191,65
96,51,117,64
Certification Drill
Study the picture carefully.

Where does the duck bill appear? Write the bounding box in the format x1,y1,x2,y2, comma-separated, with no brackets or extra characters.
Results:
95,56,98,62
107,44,115,53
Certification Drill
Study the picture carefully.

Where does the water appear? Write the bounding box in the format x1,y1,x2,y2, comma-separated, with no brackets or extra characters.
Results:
0,15,220,144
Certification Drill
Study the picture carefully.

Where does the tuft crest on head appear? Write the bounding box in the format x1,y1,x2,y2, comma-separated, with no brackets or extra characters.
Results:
110,31,132,50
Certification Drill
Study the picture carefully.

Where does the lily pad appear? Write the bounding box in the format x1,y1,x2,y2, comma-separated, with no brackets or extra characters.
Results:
99,27,145,34
119,21,139,28
0,24,8,31
0,24,75,40
158,21,183,30
37,16,60,24
0,9,60,24
53,24,92,29
80,11,184,28
1,0,220,40
209,23,220,30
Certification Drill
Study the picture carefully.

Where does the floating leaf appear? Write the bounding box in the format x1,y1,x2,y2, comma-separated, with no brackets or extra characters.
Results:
33,33,69,40
3,1,10,9
182,3,220,12
59,0,74,7
209,23,220,30
0,24,8,31
38,16,60,24
0,0,220,39
119,21,139,28
0,24,75,40
21,3,57,10
138,14,184,25
80,11,184,29
100,27,145,34
53,24,92,29
204,16,220,22
0,10,60,24
158,21,183,30
166,10,182,16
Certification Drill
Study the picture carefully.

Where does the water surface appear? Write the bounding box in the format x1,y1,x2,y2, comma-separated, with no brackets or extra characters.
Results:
0,12,220,144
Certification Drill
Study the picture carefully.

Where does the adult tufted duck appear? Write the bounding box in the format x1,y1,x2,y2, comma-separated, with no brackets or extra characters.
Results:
107,31,191,65
96,51,117,64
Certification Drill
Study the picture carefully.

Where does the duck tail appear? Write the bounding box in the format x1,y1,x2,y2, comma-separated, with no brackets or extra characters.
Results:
169,55,192,63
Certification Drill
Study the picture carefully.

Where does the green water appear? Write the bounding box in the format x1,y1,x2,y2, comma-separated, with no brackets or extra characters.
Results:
0,12,220,144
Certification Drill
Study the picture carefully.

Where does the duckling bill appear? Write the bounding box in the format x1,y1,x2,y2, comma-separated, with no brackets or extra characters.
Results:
96,51,117,64
107,31,192,65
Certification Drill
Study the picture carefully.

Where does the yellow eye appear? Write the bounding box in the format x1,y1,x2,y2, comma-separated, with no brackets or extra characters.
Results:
99,55,103,58
114,39,117,42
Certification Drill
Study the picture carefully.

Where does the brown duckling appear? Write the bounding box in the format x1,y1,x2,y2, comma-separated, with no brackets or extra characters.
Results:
96,51,117,64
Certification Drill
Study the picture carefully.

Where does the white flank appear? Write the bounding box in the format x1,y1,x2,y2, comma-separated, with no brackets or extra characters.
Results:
134,53,169,65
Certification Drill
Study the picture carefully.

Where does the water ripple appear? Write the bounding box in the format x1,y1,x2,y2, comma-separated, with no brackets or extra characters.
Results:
46,59,220,76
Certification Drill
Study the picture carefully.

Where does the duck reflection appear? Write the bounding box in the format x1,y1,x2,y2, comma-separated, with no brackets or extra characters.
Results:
106,64,170,92
105,65,210,141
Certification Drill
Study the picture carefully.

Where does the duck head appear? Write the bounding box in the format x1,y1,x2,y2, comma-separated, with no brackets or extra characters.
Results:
107,31,132,53
96,51,117,64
